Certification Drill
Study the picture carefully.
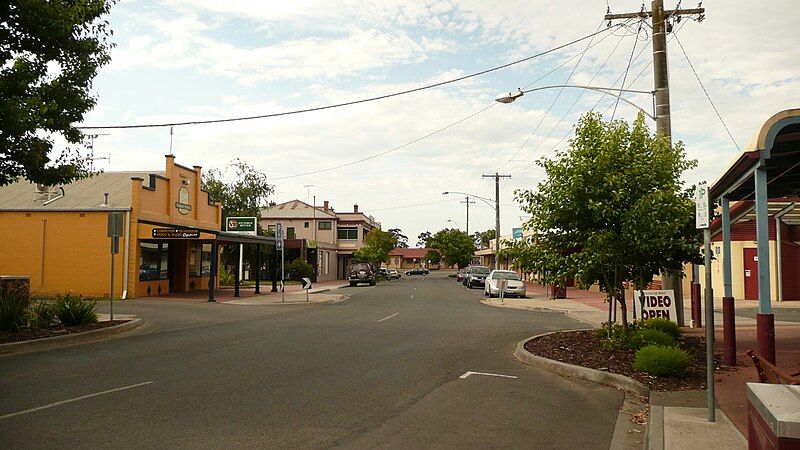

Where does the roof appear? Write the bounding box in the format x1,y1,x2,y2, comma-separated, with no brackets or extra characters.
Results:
710,108,800,201
390,247,433,258
260,200,336,220
0,171,156,211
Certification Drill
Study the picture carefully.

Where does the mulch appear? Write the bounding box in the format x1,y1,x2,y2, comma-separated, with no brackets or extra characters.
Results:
525,329,728,391
0,320,129,344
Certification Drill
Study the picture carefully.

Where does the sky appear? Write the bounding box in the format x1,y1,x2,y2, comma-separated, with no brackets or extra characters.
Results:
79,0,800,246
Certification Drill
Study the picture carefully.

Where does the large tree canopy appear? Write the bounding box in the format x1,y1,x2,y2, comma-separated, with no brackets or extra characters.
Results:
507,112,701,328
354,228,398,267
1,0,115,186
202,159,273,221
428,228,475,268
388,228,409,248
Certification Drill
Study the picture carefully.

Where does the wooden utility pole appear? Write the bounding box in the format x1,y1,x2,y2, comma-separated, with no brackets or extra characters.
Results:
461,197,476,235
482,173,511,270
605,0,705,327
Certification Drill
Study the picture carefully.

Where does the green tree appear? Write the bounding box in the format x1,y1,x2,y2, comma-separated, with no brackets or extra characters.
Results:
353,228,398,267
510,112,701,330
202,159,274,275
429,228,475,268
424,249,441,265
478,229,496,249
1,0,115,186
388,228,409,248
416,231,432,247
286,258,313,281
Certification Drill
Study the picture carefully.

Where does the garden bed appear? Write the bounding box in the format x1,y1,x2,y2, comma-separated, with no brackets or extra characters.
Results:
0,320,129,344
525,329,724,391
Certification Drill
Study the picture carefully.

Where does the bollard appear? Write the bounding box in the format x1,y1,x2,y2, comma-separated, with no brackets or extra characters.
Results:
722,297,736,366
691,282,702,328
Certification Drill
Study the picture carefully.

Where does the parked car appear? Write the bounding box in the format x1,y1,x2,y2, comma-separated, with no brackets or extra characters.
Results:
378,268,390,280
465,265,491,288
461,267,474,286
485,270,526,298
456,268,467,282
387,268,401,280
405,268,427,276
348,262,376,286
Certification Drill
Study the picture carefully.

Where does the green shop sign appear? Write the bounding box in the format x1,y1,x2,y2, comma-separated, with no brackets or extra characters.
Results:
226,217,257,235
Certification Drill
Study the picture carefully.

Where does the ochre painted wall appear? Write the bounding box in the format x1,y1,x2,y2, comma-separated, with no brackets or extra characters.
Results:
0,211,125,298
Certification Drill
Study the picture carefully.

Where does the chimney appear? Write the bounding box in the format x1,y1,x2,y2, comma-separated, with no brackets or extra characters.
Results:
101,193,109,206
354,204,359,213
323,200,329,211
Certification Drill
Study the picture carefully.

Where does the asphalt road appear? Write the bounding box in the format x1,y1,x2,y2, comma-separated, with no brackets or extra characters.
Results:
0,272,623,449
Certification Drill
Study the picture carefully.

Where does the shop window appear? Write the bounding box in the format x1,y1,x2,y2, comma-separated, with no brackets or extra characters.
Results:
189,242,201,276
139,242,169,281
338,227,358,240
287,227,296,239
201,243,212,276
318,221,332,230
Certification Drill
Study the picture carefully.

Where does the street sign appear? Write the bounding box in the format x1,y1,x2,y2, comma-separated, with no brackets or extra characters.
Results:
695,183,710,229
301,277,312,290
275,223,283,250
226,217,257,235
107,211,124,237
634,289,678,322
512,227,523,239
152,228,200,239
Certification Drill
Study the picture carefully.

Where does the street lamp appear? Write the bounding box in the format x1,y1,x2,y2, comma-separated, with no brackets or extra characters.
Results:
495,85,657,121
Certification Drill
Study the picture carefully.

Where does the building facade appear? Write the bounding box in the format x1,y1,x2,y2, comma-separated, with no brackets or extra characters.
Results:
0,155,239,298
260,200,380,281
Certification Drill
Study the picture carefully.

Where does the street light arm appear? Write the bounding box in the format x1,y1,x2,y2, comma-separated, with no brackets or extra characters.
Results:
442,191,495,208
498,85,657,121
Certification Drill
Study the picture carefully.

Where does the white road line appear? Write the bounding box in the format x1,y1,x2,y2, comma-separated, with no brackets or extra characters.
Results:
0,381,154,420
459,371,517,380
377,312,399,322
410,294,414,299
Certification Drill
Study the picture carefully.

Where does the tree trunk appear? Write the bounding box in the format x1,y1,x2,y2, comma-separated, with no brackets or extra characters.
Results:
617,281,628,332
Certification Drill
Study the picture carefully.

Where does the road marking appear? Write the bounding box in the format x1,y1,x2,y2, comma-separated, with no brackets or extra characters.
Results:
0,381,154,420
459,371,517,380
377,313,399,322
410,294,414,299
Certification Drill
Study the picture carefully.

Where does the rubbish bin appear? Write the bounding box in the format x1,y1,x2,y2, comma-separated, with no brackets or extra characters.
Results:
747,382,800,449
550,284,566,299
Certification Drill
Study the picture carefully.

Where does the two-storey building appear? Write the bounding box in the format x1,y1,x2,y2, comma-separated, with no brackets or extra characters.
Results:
260,200,380,282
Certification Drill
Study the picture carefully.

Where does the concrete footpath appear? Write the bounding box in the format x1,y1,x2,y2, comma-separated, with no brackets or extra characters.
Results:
483,285,747,449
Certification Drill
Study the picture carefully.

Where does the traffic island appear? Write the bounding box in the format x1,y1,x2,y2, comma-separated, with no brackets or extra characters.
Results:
0,318,141,356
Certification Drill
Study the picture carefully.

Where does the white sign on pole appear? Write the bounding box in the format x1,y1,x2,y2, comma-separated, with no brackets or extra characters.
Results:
634,289,678,322
695,183,710,229
301,277,312,290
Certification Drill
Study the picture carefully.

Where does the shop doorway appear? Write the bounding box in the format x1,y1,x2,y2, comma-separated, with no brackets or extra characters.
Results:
169,240,189,293
743,248,758,300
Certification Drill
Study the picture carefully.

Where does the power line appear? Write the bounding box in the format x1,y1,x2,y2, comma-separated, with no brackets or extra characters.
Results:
77,25,623,130
672,32,740,150
369,199,454,212
611,20,643,120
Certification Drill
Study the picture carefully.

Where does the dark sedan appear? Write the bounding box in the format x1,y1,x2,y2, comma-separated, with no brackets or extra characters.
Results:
405,268,427,276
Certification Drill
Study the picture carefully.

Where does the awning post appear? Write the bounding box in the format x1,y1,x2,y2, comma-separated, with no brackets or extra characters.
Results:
208,240,218,302
255,244,261,294
721,197,737,366
234,243,240,298
754,160,775,363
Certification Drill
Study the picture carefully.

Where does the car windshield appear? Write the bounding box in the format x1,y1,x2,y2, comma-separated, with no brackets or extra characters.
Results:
472,267,490,275
493,271,521,280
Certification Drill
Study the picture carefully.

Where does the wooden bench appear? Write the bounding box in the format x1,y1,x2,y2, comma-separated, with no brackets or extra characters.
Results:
746,350,800,385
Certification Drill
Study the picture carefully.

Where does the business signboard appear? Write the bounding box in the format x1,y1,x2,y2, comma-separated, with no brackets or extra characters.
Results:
633,289,678,322
226,217,257,235
512,227,523,240
152,228,200,239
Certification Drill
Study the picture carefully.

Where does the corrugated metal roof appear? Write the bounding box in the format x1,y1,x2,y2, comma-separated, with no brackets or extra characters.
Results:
260,200,337,220
0,171,156,211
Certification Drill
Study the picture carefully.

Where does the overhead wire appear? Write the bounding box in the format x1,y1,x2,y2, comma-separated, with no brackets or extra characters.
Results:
77,25,623,130
672,32,741,150
611,20,643,120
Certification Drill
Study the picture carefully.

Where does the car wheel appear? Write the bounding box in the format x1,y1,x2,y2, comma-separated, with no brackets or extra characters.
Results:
349,282,356,287
370,280,376,286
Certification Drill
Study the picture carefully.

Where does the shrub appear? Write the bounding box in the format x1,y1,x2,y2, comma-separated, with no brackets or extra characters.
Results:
29,297,57,329
286,258,313,281
53,293,98,327
0,287,30,332
218,265,235,286
634,328,676,348
633,345,692,377
644,318,681,339
596,321,644,350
